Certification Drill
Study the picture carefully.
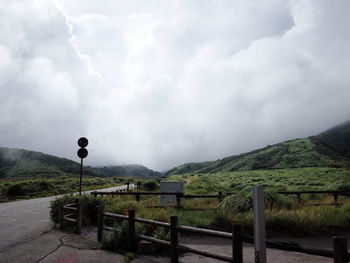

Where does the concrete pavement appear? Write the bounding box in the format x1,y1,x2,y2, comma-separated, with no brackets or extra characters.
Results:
0,184,134,252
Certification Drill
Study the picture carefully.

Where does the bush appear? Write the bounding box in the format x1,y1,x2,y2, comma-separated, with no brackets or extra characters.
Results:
50,194,110,225
103,222,128,251
142,180,159,191
219,190,291,213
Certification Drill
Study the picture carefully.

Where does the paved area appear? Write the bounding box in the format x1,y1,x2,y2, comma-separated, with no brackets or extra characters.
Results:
0,184,134,252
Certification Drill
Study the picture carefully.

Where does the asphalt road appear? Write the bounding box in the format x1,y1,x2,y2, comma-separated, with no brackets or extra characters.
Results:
0,184,133,252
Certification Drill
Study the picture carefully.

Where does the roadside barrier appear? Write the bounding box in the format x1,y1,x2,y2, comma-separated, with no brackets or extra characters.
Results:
97,207,243,263
91,190,350,207
96,208,350,263
58,200,82,234
91,191,226,206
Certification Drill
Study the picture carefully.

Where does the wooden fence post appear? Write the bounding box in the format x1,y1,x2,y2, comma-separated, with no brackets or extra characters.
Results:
232,224,243,263
170,216,179,263
97,205,105,242
333,194,339,206
58,202,64,229
76,202,82,234
297,193,301,205
128,210,136,251
136,193,140,202
333,236,348,263
176,193,181,208
218,191,223,202
127,181,130,191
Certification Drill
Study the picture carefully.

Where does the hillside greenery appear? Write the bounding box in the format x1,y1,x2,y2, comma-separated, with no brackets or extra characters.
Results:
165,121,350,176
166,167,350,194
95,165,160,178
0,147,160,179
0,147,103,178
0,176,139,202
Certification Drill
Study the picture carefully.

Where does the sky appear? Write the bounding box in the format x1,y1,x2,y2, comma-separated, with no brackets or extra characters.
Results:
0,0,350,171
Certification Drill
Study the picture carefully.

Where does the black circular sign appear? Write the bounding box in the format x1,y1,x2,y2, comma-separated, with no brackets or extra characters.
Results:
78,137,88,148
77,148,88,158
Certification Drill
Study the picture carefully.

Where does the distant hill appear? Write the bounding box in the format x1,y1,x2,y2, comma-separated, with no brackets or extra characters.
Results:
94,165,161,178
0,147,102,178
165,121,350,176
0,147,160,179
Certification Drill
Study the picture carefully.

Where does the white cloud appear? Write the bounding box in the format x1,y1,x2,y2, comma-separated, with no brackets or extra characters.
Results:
0,0,350,170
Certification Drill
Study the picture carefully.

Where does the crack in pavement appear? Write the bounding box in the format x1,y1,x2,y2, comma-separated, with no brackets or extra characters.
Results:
35,233,68,263
0,227,55,253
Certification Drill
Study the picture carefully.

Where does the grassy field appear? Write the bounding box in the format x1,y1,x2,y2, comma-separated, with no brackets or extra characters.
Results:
51,193,350,240
0,176,136,202
166,167,350,194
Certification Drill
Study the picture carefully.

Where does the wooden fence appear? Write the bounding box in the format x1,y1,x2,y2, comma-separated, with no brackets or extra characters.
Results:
59,201,82,234
97,208,350,263
91,190,350,207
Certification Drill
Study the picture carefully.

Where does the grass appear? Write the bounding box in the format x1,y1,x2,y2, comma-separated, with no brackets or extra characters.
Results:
166,167,350,194
0,176,136,202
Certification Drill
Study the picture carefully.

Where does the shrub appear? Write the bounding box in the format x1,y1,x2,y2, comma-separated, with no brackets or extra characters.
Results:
103,222,128,251
142,180,159,191
219,190,291,213
50,194,110,225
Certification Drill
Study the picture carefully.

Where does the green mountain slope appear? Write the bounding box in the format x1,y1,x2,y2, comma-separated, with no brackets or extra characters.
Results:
0,147,102,178
94,165,161,178
0,147,160,179
165,121,350,176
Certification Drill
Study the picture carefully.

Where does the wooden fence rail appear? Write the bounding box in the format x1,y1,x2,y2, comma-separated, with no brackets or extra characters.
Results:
98,207,243,263
59,201,82,234
97,208,350,263
91,190,350,207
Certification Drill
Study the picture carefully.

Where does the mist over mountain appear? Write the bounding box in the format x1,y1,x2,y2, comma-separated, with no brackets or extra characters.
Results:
165,121,350,176
0,147,160,179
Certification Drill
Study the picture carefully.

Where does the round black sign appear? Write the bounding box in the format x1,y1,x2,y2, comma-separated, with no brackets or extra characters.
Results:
77,148,88,158
78,137,88,148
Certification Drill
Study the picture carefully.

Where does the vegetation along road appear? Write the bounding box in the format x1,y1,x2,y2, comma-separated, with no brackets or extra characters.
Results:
0,184,134,252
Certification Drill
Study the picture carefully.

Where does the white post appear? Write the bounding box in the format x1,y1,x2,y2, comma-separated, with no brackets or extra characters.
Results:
253,186,266,263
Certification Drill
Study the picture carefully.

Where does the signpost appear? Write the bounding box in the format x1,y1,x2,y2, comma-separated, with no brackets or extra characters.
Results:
253,186,266,263
77,137,88,195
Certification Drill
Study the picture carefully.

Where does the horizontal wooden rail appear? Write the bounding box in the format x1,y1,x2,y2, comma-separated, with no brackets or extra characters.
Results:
63,206,77,211
177,225,232,238
104,212,128,220
59,202,82,234
135,217,170,228
277,190,350,195
135,234,171,247
177,244,232,262
63,217,77,223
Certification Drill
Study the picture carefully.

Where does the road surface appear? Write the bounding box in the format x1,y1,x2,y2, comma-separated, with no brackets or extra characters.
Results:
0,184,134,252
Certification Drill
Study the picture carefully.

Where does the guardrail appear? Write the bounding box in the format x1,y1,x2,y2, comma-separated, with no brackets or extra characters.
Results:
59,201,82,234
97,208,350,263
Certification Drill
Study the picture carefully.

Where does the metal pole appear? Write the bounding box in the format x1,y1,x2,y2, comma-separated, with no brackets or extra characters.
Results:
253,186,266,263
79,158,83,195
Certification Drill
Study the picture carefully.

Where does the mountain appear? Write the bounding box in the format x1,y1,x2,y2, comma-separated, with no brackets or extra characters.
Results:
94,165,161,178
0,147,160,179
0,147,103,178
165,121,350,176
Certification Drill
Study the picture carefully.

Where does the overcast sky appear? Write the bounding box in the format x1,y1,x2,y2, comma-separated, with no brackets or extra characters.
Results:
1,0,350,171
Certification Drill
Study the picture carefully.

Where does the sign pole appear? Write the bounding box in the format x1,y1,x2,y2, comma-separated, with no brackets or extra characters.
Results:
79,158,83,195
77,137,89,196
253,186,266,263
